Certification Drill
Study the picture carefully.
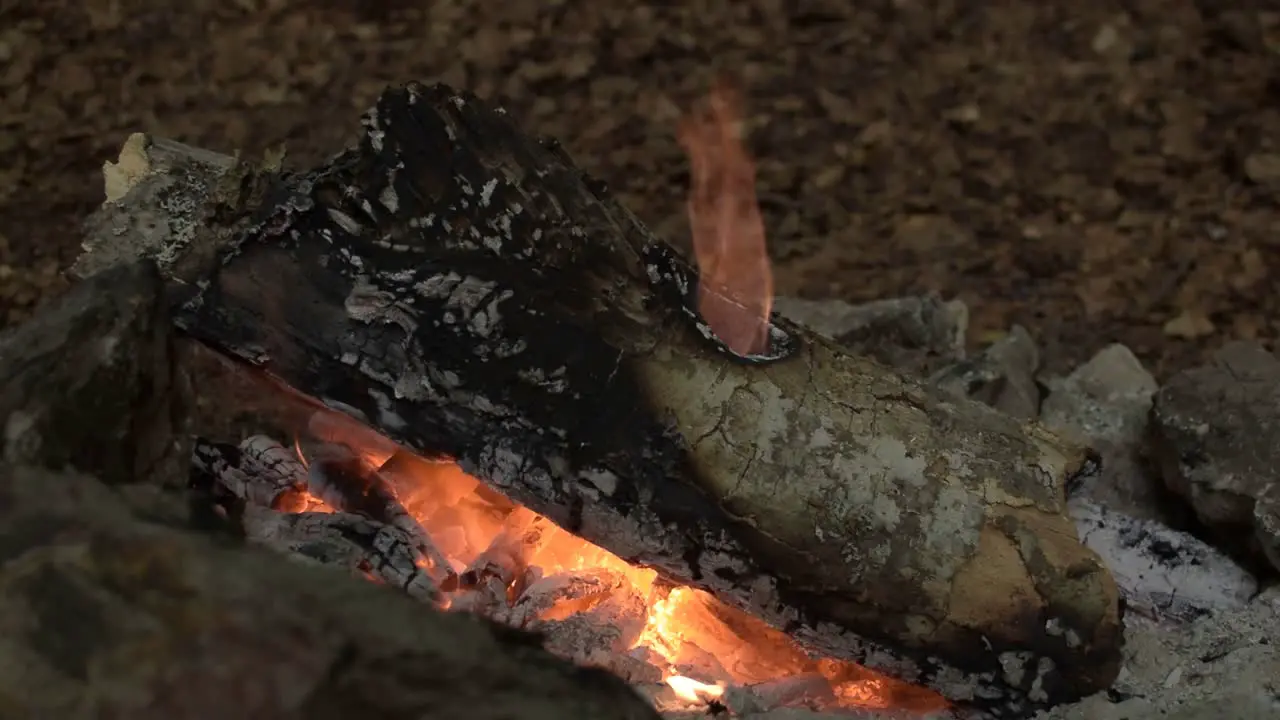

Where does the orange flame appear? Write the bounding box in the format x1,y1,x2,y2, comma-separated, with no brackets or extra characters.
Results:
292,415,948,716
678,79,774,356
666,674,725,704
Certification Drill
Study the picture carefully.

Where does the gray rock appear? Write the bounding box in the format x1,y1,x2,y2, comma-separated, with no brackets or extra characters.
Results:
773,293,967,377
1041,344,1168,520
1150,341,1280,556
1255,483,1280,573
930,324,1041,420
1035,587,1280,720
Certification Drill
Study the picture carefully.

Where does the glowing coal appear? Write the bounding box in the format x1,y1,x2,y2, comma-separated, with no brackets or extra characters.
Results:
194,422,949,718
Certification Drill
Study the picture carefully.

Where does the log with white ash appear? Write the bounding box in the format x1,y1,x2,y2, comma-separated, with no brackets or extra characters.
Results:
72,81,1124,719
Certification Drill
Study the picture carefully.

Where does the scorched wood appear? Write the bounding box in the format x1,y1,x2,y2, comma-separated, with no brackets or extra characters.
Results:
75,83,1121,717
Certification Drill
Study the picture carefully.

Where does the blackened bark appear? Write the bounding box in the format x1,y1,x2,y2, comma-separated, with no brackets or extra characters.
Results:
76,84,1122,717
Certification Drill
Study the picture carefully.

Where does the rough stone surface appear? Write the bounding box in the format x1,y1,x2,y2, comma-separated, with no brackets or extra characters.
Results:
1036,586,1280,720
0,463,662,720
1255,484,1280,574
1151,341,1280,556
773,293,968,377
0,260,190,489
1041,344,1170,521
931,324,1041,420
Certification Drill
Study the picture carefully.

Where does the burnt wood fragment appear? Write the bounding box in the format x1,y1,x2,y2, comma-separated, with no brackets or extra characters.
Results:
77,85,1122,717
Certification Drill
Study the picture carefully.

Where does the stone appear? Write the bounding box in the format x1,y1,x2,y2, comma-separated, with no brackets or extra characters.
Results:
0,259,190,489
773,293,967,377
1150,341,1280,556
1041,344,1170,521
930,324,1041,420
0,464,661,720
1243,152,1280,186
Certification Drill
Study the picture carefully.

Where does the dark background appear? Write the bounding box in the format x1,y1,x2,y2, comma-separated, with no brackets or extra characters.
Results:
2,0,1278,377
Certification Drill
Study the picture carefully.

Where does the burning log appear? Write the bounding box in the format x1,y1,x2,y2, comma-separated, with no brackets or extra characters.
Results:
76,83,1121,716
304,443,457,584
0,260,665,720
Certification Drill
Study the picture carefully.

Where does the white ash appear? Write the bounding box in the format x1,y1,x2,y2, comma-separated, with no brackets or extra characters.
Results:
1071,499,1256,622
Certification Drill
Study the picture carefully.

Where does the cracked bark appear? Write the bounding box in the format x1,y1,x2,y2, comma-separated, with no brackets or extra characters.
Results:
75,83,1121,717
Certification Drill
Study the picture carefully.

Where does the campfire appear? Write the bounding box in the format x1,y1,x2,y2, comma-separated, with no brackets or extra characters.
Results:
187,81,948,716
76,80,1128,719
196,418,948,717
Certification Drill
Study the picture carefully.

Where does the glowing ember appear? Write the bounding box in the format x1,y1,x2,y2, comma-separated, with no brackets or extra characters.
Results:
291,417,948,716
678,79,774,357
666,675,725,704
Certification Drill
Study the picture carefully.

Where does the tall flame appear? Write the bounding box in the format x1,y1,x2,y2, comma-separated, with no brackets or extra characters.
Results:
678,79,774,356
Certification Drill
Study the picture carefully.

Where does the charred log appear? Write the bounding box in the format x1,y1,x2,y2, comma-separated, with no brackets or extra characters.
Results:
0,257,661,720
76,84,1122,717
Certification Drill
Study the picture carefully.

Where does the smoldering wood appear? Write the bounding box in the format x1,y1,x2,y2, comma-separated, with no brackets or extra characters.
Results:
305,446,457,583
190,435,445,601
450,506,544,594
76,84,1122,717
0,258,661,718
244,505,443,603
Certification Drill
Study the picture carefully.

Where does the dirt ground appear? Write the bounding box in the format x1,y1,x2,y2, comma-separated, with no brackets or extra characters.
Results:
2,0,1279,377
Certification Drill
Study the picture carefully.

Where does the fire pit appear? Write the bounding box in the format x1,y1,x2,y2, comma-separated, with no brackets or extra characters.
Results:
61,81,1134,719
189,421,948,717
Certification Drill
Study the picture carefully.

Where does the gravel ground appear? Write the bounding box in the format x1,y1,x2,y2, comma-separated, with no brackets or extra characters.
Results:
2,0,1279,376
